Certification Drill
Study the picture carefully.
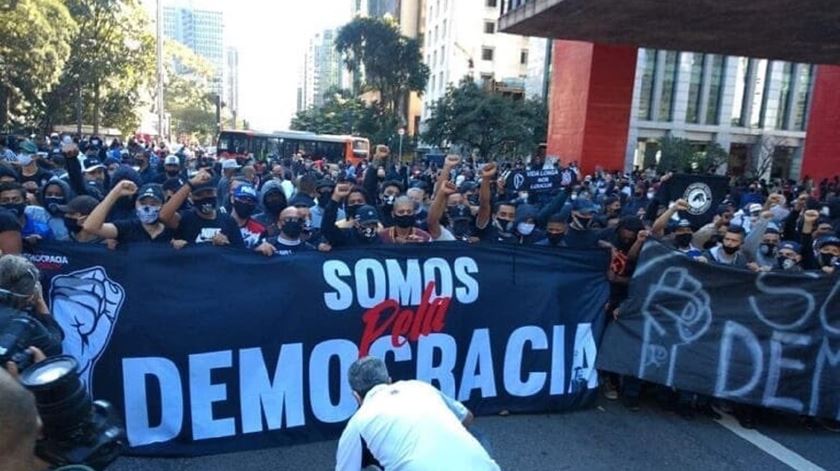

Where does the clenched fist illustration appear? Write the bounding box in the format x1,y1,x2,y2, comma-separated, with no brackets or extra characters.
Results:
50,267,125,393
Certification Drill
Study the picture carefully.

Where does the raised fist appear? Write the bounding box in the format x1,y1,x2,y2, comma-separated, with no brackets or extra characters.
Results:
50,267,126,393
481,163,497,180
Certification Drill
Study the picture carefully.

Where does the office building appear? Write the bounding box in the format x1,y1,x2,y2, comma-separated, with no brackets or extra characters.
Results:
421,0,530,123
299,29,347,111
163,2,225,96
225,47,239,117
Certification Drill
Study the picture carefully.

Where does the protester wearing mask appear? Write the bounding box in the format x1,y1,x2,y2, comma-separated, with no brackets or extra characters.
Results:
154,155,184,184
63,142,107,200
700,225,749,268
14,141,53,188
322,183,383,246
564,199,601,248
406,186,429,227
229,183,266,249
427,181,476,243
217,159,241,208
254,180,288,238
159,169,244,247
83,181,175,245
38,178,74,241
378,196,433,244
339,188,368,229
535,213,568,247
479,202,518,244
743,213,781,270
377,181,402,228
256,207,316,256
508,204,543,245
775,241,804,272
133,151,157,185
57,195,103,244
310,179,343,230
0,181,53,244
595,196,622,229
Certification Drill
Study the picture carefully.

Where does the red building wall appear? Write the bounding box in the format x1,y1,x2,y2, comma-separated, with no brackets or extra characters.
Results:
802,65,840,182
546,41,637,176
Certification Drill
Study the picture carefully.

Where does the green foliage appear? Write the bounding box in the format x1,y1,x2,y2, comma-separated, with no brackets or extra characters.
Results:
657,134,729,173
335,17,429,116
421,79,548,159
290,88,400,147
41,0,154,134
163,40,217,143
0,0,77,130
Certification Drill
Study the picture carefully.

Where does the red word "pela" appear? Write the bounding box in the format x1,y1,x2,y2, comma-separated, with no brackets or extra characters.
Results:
359,282,451,357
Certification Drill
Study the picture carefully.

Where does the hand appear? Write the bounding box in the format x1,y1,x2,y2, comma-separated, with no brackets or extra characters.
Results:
256,242,276,257
318,242,332,252
111,180,138,198
405,234,425,243
481,162,497,181
760,210,774,221
189,169,212,187
211,232,230,246
674,199,689,212
332,183,352,202
696,256,709,263
5,346,46,380
636,230,650,244
746,262,761,272
440,181,458,196
444,154,461,168
766,194,784,207
61,142,79,157
803,209,820,223
822,266,836,275
23,234,41,246
171,239,188,250
105,239,119,250
661,172,674,182
32,282,49,315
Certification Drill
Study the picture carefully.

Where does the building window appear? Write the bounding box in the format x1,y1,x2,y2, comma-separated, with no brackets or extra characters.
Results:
486,0,497,7
792,64,814,131
520,49,529,65
658,51,679,122
442,20,447,38
731,57,750,126
686,53,705,124
637,49,656,120
480,73,494,87
484,21,495,34
482,47,494,61
750,59,769,128
440,45,446,65
775,62,794,130
705,54,725,125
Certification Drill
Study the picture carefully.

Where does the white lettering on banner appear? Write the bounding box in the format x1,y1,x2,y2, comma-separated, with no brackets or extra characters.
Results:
810,338,840,418
122,357,183,446
190,351,236,440
715,321,764,399
239,345,305,434
119,325,595,447
504,326,548,397
762,332,811,412
322,257,480,311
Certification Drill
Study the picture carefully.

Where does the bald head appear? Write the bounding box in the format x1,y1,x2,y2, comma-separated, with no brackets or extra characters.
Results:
0,368,40,469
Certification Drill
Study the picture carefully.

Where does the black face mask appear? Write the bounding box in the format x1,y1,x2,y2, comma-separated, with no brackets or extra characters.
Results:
381,194,396,206
572,214,593,230
44,196,66,215
282,220,303,239
394,214,414,229
318,191,331,208
777,256,797,271
675,233,693,248
547,232,565,246
64,217,83,234
166,169,180,178
820,253,838,267
264,196,286,214
1,203,26,218
467,194,479,206
722,244,740,255
451,220,472,238
234,201,256,219
194,197,217,215
346,203,363,219
495,218,514,234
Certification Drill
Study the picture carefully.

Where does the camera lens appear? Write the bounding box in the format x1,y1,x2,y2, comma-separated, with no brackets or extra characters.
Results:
21,355,92,438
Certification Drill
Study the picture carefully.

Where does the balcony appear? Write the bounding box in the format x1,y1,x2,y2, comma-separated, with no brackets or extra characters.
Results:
498,0,840,65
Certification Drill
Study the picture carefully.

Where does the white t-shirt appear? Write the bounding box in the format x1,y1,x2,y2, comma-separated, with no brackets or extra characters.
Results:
336,380,499,471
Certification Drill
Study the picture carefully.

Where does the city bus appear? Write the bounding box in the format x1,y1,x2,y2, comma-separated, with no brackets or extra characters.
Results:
216,130,370,165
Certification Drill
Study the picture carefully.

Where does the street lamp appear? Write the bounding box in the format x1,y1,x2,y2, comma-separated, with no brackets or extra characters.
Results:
398,127,405,162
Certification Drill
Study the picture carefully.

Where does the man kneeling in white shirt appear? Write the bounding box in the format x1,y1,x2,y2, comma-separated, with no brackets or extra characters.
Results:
336,357,500,471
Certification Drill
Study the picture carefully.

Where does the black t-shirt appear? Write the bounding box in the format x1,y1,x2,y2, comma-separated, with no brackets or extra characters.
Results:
20,168,54,187
478,221,517,244
0,209,21,233
175,210,245,247
113,219,174,244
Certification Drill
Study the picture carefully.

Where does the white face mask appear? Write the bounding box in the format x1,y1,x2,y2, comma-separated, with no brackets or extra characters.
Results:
821,206,831,217
517,222,535,236
136,204,161,224
646,191,655,200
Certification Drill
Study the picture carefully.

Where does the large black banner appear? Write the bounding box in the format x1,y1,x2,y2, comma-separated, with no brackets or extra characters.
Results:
597,240,840,419
662,173,730,228
28,243,609,457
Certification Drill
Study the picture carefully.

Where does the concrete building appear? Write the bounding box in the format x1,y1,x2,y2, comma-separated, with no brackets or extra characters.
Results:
498,0,840,181
421,0,530,124
224,47,239,119
163,2,225,96
298,29,347,111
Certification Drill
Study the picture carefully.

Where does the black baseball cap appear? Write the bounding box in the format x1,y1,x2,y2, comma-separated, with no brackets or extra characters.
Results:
355,205,380,225
137,184,164,203
57,195,100,215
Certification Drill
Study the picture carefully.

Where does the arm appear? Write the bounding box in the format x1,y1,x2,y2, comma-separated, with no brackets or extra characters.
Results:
476,163,497,230
691,222,719,249
160,170,210,229
322,184,351,245
83,181,137,239
427,181,457,239
742,215,770,261
651,200,684,237
536,189,568,227
335,420,363,471
362,160,381,205
63,144,88,196
800,210,820,270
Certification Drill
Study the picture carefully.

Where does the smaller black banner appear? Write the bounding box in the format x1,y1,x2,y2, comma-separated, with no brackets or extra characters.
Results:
663,174,730,228
507,169,562,193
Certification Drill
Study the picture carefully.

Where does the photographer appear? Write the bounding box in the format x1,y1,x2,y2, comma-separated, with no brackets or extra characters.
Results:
0,367,46,471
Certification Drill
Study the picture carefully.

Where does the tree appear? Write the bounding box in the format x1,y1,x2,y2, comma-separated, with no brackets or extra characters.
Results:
335,17,428,119
422,79,547,159
657,134,730,174
163,40,217,143
0,0,76,130
41,0,154,135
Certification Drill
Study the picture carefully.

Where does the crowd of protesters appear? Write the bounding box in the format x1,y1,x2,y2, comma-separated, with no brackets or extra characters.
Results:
0,133,839,433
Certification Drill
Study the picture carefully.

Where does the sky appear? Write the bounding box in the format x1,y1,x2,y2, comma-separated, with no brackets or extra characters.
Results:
156,0,351,132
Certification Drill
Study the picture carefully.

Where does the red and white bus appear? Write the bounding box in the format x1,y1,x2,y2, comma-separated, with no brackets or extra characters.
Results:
216,130,370,165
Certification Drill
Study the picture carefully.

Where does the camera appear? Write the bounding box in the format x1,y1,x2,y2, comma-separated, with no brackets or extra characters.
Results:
0,308,125,470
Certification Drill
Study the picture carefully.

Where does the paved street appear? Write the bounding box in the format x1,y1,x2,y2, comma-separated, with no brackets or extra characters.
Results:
110,396,838,471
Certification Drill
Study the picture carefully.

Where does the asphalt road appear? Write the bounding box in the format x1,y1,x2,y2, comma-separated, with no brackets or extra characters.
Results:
109,396,838,471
